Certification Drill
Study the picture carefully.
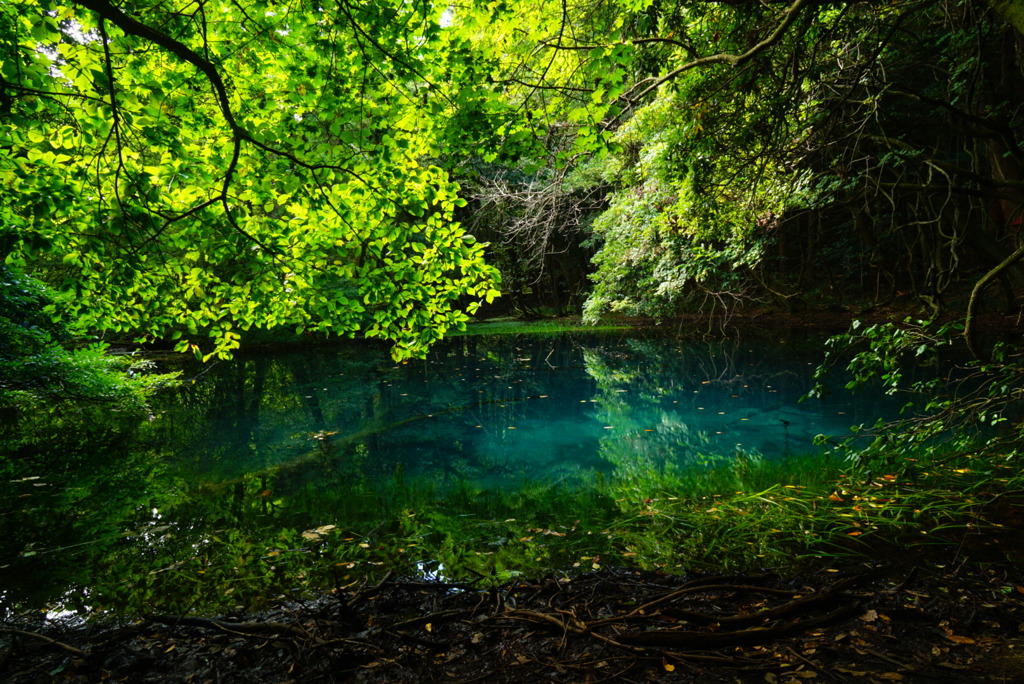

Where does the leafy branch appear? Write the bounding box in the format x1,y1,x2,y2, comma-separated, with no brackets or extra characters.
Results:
72,0,280,254
617,0,813,113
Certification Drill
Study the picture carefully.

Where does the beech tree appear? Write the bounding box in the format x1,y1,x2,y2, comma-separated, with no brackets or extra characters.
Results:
0,0,500,360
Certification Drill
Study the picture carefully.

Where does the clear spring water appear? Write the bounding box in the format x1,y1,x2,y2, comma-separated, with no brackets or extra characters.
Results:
159,330,907,487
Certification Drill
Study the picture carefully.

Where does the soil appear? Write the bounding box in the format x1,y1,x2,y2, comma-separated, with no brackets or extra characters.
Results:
4,559,1024,683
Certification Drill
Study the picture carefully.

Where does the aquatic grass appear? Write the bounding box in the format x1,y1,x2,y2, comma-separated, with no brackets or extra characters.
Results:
30,446,1024,617
576,448,1024,573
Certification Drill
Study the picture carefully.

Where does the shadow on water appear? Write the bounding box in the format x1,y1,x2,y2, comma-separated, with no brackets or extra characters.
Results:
0,329,922,616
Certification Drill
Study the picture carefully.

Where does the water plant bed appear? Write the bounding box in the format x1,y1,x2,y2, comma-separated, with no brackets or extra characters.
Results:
5,559,1024,683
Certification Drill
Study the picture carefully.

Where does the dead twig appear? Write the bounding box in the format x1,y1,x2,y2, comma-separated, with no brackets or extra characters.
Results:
590,583,798,628
385,607,471,632
346,570,394,609
613,602,862,649
146,615,311,640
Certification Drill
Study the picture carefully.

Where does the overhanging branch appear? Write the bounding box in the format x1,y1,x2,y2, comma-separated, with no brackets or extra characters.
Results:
622,0,813,105
70,0,292,255
72,0,242,135
964,242,1024,361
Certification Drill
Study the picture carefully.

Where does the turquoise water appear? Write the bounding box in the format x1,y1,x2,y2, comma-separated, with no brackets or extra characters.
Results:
158,331,903,487
1,330,914,614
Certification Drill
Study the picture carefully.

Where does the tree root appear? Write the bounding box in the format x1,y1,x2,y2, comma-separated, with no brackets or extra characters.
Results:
0,628,88,657
489,571,870,657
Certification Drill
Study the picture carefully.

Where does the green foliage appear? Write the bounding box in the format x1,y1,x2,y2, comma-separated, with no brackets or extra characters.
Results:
1,0,499,361
809,319,955,399
0,264,177,410
549,6,823,320
0,268,181,610
467,0,1024,320
805,318,1024,533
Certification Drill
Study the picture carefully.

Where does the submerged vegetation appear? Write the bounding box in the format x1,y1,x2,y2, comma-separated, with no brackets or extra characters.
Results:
6,439,1017,617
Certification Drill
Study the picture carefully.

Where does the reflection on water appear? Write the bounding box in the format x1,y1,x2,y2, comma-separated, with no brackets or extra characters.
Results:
158,331,902,488
0,330,914,615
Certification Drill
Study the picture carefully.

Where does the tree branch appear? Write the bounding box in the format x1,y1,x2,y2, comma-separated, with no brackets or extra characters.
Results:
621,0,813,106
984,0,1024,36
72,0,242,135
868,135,1024,197
964,242,1024,360
70,0,290,254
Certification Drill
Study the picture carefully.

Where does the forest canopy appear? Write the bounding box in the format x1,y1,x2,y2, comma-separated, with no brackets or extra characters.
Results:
1,0,500,361
2,0,1024,360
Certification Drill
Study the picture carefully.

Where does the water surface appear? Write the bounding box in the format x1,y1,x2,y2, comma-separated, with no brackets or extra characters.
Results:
1,330,910,615
162,331,896,486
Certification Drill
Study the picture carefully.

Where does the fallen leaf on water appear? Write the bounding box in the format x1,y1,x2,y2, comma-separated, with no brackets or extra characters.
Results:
859,609,879,622
836,668,867,676
946,634,975,644
878,673,904,681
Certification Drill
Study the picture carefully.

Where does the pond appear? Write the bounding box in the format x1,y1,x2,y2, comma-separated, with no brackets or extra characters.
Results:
1,329,914,617
159,330,897,483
